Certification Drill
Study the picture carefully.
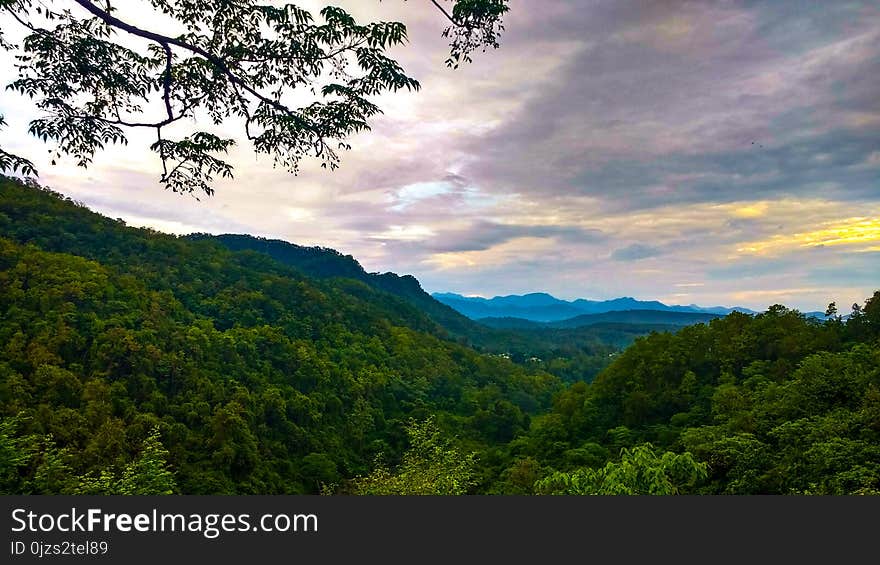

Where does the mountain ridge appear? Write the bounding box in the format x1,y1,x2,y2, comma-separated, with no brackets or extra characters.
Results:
188,233,484,340
479,309,721,329
433,291,756,322
431,292,846,328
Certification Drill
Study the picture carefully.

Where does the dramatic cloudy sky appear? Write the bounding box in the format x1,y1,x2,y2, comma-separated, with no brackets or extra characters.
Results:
1,1,878,311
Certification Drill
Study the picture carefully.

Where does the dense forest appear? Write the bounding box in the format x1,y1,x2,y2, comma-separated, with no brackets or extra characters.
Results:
0,177,560,494
1,177,878,495
517,301,880,494
192,232,638,383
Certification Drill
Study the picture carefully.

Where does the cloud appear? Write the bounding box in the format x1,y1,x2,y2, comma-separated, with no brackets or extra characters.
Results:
423,236,559,271
421,221,605,253
611,243,663,262
458,2,880,211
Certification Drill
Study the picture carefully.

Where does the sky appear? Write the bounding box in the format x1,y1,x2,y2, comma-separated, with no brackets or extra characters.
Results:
1,0,878,311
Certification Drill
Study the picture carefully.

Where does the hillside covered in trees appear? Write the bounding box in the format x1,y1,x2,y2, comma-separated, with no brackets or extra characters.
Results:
516,300,880,494
0,177,559,494
1,176,878,495
188,232,648,384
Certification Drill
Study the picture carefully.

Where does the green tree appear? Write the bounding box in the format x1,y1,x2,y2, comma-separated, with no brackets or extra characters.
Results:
0,416,32,493
117,427,177,494
77,427,177,494
536,444,708,495
825,302,838,319
299,452,340,493
861,291,880,338
0,0,508,194
349,416,477,495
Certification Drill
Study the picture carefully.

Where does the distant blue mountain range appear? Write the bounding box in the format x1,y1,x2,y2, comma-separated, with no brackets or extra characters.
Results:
432,292,757,323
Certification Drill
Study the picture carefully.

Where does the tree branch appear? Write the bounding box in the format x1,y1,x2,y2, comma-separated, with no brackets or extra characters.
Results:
155,126,168,178
70,0,307,125
428,0,460,26
161,43,174,122
65,100,202,129
3,5,55,39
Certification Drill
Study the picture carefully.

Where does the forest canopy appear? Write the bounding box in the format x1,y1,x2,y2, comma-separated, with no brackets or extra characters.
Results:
1,176,879,495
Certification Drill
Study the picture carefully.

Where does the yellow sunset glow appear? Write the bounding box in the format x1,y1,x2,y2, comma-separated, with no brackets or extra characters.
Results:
737,217,880,254
732,202,769,218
